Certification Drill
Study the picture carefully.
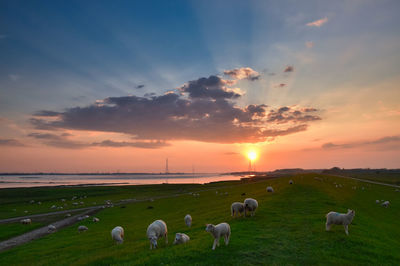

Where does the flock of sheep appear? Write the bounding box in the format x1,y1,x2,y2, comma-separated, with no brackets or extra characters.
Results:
18,177,396,251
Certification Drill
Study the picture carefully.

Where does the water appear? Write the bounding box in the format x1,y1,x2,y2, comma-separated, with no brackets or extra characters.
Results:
0,173,244,188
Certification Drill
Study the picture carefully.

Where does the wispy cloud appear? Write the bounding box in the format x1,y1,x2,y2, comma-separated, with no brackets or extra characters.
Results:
283,66,294,73
135,84,145,89
306,17,328,27
223,67,260,81
322,136,400,150
0,138,25,147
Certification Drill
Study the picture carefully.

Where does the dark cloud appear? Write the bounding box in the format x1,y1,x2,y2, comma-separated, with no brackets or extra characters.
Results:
267,106,321,124
93,140,169,149
180,75,241,99
224,151,239,155
136,84,145,89
28,132,64,140
30,72,321,144
322,136,400,150
0,138,25,147
33,110,60,117
284,66,294,73
223,67,260,81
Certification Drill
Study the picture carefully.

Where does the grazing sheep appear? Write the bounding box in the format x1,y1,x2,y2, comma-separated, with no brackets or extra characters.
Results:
266,186,274,192
37,201,41,205
147,220,168,249
173,233,190,245
231,202,245,217
78,225,88,232
376,200,380,204
184,214,192,227
65,213,71,218
72,202,78,206
61,199,66,202
205,223,231,250
381,201,390,208
289,180,293,185
111,226,124,244
48,224,56,232
51,205,57,209
244,198,258,217
29,200,35,204
325,209,355,235
20,218,31,224
93,217,100,222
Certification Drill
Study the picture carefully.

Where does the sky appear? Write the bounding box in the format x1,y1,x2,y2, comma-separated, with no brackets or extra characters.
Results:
0,0,399,173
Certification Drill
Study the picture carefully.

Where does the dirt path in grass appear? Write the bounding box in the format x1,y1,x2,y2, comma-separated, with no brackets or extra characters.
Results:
327,174,400,188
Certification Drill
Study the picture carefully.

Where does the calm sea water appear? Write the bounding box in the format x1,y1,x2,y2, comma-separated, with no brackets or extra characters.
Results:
0,173,244,188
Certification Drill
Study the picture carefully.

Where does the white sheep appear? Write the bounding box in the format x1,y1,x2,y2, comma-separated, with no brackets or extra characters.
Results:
173,233,190,245
381,201,390,208
375,200,380,204
78,225,88,232
48,224,56,232
65,213,71,218
266,186,274,192
205,223,231,250
244,198,258,217
20,218,31,224
93,217,100,222
111,226,124,244
147,220,168,249
289,180,293,184
184,214,192,228
231,202,245,217
325,209,355,235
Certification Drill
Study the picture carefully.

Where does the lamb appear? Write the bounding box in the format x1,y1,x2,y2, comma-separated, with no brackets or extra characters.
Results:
48,224,56,232
20,218,31,224
266,186,274,192
289,180,294,185
205,223,231,250
381,201,390,208
78,225,88,232
111,226,124,244
93,217,100,222
147,220,168,249
244,198,258,217
173,233,190,245
231,202,245,217
184,214,192,227
325,209,355,235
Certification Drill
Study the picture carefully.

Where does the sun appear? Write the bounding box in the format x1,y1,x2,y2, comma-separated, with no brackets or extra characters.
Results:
247,150,257,161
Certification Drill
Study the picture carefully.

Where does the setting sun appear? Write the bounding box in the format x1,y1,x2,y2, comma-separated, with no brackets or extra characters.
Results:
247,151,258,161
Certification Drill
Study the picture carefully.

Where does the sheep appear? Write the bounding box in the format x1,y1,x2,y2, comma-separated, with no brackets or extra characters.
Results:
184,214,192,228
29,200,35,204
173,233,190,245
376,200,380,204
289,180,294,185
325,209,355,235
51,205,57,209
48,224,56,232
205,223,231,250
381,201,390,208
147,220,168,249
20,218,31,224
65,213,71,218
111,226,124,244
78,225,88,232
266,186,274,192
244,198,258,217
231,202,245,217
93,217,100,222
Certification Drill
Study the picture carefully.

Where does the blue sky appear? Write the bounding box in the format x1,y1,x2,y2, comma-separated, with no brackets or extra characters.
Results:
0,0,399,172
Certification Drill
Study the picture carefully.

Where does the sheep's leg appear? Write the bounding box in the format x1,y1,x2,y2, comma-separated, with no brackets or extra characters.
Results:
326,223,331,231
165,233,168,244
344,225,349,235
216,237,220,247
225,233,230,245
212,239,217,250
150,243,152,250
251,211,254,217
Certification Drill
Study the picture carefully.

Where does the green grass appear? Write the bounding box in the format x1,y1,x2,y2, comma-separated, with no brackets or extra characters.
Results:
0,174,399,265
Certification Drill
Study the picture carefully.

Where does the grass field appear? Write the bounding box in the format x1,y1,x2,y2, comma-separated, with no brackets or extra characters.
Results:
0,174,399,265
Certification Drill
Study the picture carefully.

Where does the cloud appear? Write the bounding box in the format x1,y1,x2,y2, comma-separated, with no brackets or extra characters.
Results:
224,151,239,155
0,138,25,147
322,136,400,150
136,84,145,89
27,132,170,149
305,41,314,48
306,17,328,27
30,72,321,144
223,67,260,81
266,106,321,124
283,66,294,73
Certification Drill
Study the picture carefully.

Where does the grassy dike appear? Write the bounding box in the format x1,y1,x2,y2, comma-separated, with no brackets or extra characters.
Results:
0,174,399,265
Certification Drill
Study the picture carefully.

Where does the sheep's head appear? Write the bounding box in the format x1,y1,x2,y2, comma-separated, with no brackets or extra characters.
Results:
150,236,157,247
205,224,214,232
347,209,355,216
174,233,182,244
